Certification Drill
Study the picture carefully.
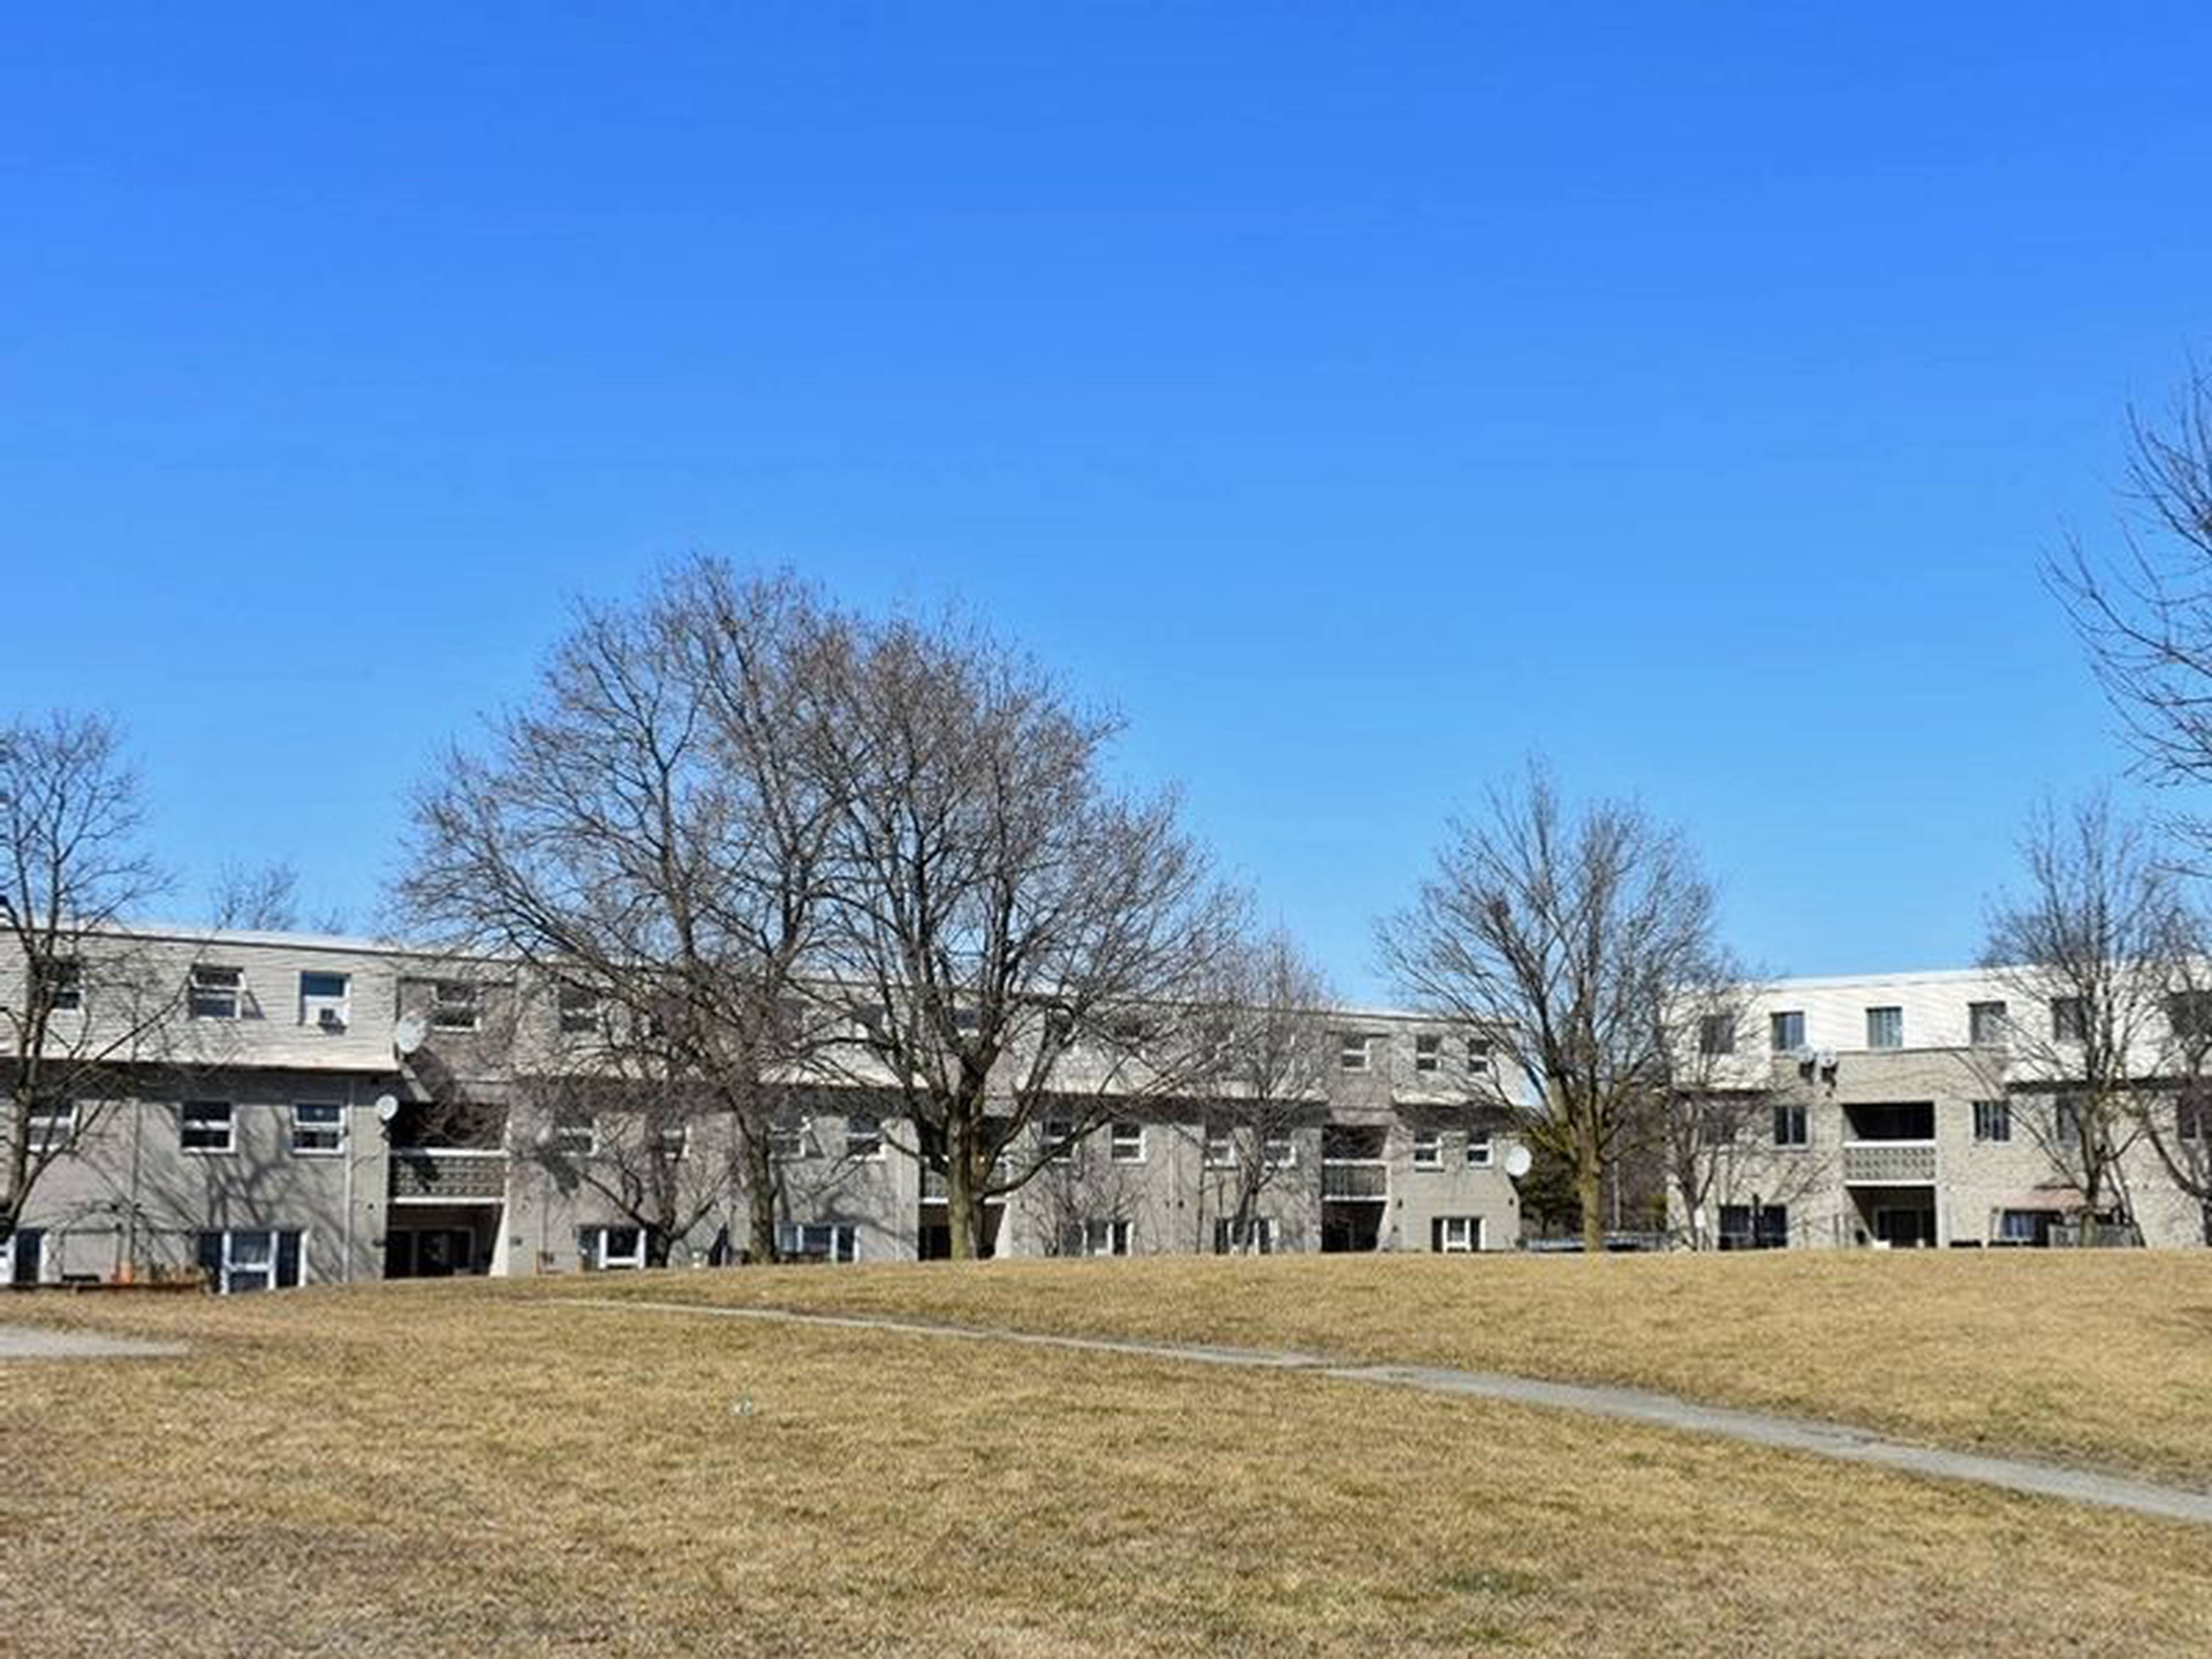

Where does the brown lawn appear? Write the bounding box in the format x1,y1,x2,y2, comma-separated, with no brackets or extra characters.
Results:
4,1256,2209,1654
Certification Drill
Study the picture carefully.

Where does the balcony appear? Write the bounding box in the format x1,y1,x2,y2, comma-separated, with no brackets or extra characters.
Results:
1842,1141,1937,1185
1321,1160,1388,1201
389,1147,509,1203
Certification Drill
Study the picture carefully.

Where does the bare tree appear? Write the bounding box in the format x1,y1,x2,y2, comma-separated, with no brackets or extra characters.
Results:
1647,964,1768,1249
1980,793,2192,1233
811,613,1244,1260
398,561,851,1265
1,713,176,1249
1183,924,1331,1254
1379,766,1729,1255
2050,362,2212,848
209,859,300,931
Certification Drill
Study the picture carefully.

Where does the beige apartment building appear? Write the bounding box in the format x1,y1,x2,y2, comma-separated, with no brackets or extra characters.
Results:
2,927,1525,1290
1681,968,2212,1251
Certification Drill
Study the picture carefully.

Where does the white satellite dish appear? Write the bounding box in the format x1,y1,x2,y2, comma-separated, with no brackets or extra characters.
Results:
373,1094,401,1124
393,1013,428,1056
1503,1144,1533,1180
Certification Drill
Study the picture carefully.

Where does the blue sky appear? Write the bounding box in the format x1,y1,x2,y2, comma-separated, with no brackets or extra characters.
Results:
3,3,2209,999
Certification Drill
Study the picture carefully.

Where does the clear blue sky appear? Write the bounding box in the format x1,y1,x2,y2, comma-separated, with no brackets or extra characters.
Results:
4,3,2208,1000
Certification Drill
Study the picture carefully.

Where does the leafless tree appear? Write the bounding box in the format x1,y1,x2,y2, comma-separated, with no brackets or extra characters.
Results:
1379,765,1730,1255
1646,963,1768,1249
1,713,177,1249
397,561,851,1264
1181,924,1331,1254
1979,793,2195,1231
2050,362,2212,849
810,612,1244,1260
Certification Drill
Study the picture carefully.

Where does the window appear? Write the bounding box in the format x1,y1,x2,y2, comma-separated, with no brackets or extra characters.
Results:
1772,1102,1809,1147
845,1113,884,1161
3,1228,44,1286
1213,1216,1274,1255
188,964,242,1020
195,1228,304,1294
1338,1033,1372,1073
1770,1010,1806,1052
2170,992,2212,1042
578,1224,643,1271
25,1099,77,1151
777,1222,859,1263
430,981,481,1033
1698,1014,1736,1057
1262,1129,1296,1169
1041,1115,1076,1164
180,1100,235,1153
1466,1037,1493,1076
1968,1001,2008,1047
550,1115,597,1158
1865,1006,1903,1050
1203,1123,1236,1168
299,971,350,1029
1433,1215,1483,1253
1065,1218,1132,1257
1973,1099,2012,1144
1108,1120,1146,1164
290,1102,343,1155
1465,1131,1493,1169
657,1121,691,1160
2181,1099,2209,1143
1411,1129,1444,1170
768,1118,812,1161
1414,1033,1443,1073
2052,1094,2086,1145
33,955,81,1013
1997,1209,2046,1247
556,984,603,1036
2051,997,2087,1043
1718,1203,1788,1251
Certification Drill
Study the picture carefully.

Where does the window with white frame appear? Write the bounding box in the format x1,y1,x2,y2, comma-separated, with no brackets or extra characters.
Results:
1769,1010,1805,1052
1262,1128,1296,1169
1203,1123,1236,1168
845,1113,884,1161
578,1224,643,1271
1772,1102,1809,1147
1466,1036,1493,1076
290,1102,343,1154
2051,997,2087,1043
33,955,82,1013
768,1117,812,1161
1040,1115,1076,1164
556,984,603,1036
25,1099,77,1152
1465,1131,1493,1169
2181,1098,2209,1142
1338,1033,1373,1073
195,1228,304,1293
1865,1006,1903,1050
188,964,243,1020
549,1114,597,1159
299,970,350,1030
1968,1001,2008,1047
657,1120,691,1160
1433,1215,1483,1253
1411,1129,1444,1170
1213,1215,1274,1255
1414,1033,1443,1073
430,980,482,1033
180,1100,235,1153
1973,1099,2012,1143
1108,1120,1145,1164
1065,1218,1132,1257
776,1222,859,1263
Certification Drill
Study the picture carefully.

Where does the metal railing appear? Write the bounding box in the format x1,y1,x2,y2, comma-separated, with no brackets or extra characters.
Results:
1321,1160,1388,1200
389,1147,509,1202
1840,1141,1937,1184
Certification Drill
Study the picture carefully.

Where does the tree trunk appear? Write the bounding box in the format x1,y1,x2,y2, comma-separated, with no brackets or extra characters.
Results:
743,1123,778,1263
645,1226,673,1268
1577,1122,1605,1256
945,1111,977,1260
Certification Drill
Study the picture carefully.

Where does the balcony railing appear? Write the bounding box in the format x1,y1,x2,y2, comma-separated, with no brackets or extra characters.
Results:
1841,1141,1937,1185
390,1147,509,1202
1321,1160,1389,1201
921,1162,1013,1202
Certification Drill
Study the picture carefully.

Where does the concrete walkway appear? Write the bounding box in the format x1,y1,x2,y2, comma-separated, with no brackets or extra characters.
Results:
0,1324,187,1361
558,1296,2212,1528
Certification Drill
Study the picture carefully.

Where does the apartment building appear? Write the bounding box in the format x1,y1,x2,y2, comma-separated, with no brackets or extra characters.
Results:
1680,967,2212,1250
2,927,1524,1289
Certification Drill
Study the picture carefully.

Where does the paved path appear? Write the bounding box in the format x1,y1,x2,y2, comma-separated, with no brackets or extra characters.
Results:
0,1323,187,1361
557,1296,2212,1528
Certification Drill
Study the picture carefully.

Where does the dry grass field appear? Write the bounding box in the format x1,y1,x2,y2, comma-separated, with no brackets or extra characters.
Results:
5,1254,2210,1656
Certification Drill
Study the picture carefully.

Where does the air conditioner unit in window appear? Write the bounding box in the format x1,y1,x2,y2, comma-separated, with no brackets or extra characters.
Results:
317,1006,349,1033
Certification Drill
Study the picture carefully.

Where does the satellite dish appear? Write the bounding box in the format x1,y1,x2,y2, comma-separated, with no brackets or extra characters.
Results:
1816,1049,1838,1071
373,1094,401,1124
393,1013,427,1056
1503,1144,1533,1180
